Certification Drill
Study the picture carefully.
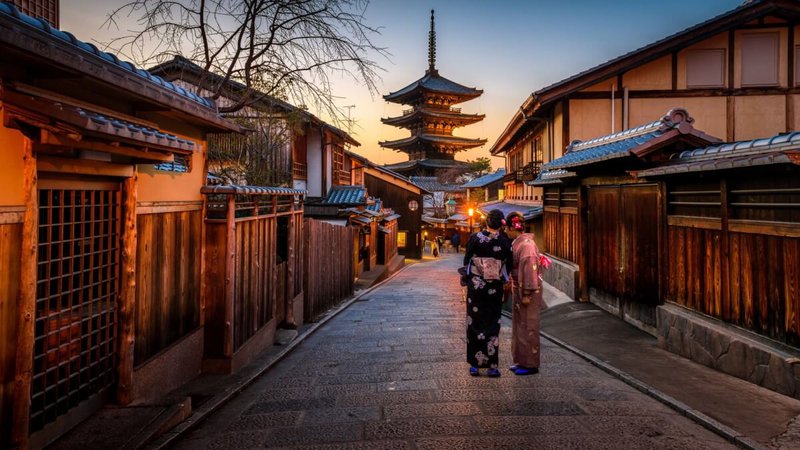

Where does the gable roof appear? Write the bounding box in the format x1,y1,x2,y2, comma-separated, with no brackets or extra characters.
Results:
384,71,483,104
322,185,368,205
533,108,720,183
491,0,800,155
0,3,238,132
461,169,506,188
635,130,800,177
149,56,359,146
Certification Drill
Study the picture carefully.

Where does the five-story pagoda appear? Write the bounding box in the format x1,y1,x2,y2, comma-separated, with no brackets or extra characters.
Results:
380,10,486,176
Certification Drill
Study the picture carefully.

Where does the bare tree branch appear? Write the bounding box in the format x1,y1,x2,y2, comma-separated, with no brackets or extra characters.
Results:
103,0,388,120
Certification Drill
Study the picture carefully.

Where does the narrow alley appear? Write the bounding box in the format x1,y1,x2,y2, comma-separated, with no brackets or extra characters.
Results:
172,254,735,450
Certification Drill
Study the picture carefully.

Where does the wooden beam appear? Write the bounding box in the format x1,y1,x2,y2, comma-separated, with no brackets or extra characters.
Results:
671,52,678,91
728,30,735,90
116,169,137,405
41,132,175,163
224,195,236,357
11,138,37,449
36,155,135,178
727,96,736,142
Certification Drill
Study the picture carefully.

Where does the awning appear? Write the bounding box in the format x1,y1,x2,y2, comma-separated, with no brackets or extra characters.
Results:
378,225,391,233
381,214,401,222
2,89,198,161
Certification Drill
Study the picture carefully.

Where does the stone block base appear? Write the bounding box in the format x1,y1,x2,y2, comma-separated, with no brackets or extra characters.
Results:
658,303,800,399
542,254,579,300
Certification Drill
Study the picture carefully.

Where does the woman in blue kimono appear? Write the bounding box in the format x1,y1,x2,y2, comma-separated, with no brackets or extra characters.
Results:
462,209,513,377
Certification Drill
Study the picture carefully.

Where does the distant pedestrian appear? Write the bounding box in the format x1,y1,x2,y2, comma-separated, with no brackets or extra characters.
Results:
451,232,461,253
462,209,512,377
431,238,439,257
505,211,544,376
437,235,445,254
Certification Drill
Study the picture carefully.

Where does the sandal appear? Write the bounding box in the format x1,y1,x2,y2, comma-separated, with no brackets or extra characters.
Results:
469,366,479,377
513,367,539,376
486,368,501,377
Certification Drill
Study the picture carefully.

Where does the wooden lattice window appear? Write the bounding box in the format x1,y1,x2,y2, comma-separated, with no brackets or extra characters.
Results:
31,183,120,432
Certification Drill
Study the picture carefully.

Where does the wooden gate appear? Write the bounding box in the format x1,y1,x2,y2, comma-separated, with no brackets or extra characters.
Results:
588,184,660,327
31,179,121,436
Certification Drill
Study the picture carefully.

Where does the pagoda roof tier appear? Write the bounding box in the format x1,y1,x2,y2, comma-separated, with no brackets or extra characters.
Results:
383,70,483,105
379,134,487,152
382,108,485,128
385,158,468,172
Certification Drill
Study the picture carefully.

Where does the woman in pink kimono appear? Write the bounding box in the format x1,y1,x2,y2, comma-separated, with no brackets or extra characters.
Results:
505,212,543,375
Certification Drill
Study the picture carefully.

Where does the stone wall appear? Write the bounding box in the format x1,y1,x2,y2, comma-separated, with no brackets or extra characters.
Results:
658,303,800,399
542,254,579,300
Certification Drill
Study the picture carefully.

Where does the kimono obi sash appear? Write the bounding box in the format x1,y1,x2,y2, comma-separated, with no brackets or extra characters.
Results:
470,256,504,281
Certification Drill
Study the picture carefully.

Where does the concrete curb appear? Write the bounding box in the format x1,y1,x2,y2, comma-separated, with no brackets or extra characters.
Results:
145,263,416,450
539,329,768,450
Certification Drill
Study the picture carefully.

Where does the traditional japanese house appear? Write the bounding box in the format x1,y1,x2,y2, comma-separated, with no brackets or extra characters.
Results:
533,109,718,320
0,3,240,447
149,56,361,196
536,111,800,398
348,150,427,260
632,129,800,398
492,0,800,205
379,10,485,177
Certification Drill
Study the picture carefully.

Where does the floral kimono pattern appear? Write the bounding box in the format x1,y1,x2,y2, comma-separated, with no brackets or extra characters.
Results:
510,233,543,369
463,230,512,369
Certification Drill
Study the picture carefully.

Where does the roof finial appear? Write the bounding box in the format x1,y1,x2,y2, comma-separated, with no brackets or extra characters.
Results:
428,9,436,73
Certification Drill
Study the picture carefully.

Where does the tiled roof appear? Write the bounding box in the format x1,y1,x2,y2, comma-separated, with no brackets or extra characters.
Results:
385,159,468,172
323,185,368,205
382,214,401,222
478,201,543,221
542,119,665,171
461,169,506,188
380,133,487,150
366,198,382,213
636,131,800,177
384,71,482,103
528,169,577,186
409,176,466,193
83,110,196,151
201,185,305,196
0,3,213,109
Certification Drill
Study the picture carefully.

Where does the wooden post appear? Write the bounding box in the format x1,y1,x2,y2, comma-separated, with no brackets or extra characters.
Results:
224,195,236,357
285,200,296,327
117,169,138,405
11,138,37,449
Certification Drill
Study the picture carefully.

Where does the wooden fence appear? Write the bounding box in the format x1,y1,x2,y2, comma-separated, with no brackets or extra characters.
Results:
543,185,580,263
304,218,356,322
665,172,800,346
201,186,304,371
134,209,202,365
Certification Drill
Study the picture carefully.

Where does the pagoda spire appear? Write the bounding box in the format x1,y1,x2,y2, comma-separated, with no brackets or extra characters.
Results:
427,9,436,74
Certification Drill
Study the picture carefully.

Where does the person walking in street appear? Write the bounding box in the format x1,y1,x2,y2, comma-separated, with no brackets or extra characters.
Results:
505,211,544,376
462,209,512,377
437,235,445,254
451,232,461,253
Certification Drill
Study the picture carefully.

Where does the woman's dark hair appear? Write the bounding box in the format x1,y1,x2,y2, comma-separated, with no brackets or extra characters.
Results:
505,211,525,231
486,209,505,230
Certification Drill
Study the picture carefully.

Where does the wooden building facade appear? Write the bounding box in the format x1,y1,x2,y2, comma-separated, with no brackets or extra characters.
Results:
0,3,241,447
492,0,800,205
350,152,427,260
533,109,719,330
535,108,800,397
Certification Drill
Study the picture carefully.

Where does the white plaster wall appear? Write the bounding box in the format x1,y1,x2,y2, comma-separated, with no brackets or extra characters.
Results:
306,128,322,197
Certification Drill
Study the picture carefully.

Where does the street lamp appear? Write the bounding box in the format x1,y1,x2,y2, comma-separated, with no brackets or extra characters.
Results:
468,207,474,232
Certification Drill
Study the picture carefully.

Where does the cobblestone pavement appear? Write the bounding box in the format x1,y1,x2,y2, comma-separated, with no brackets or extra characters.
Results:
173,254,736,450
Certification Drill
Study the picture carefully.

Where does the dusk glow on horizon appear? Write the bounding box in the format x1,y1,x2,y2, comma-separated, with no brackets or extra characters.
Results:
61,0,742,169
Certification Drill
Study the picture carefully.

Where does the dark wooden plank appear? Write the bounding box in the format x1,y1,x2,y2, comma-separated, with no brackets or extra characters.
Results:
11,138,37,448
730,233,742,325
741,234,755,329
117,171,137,405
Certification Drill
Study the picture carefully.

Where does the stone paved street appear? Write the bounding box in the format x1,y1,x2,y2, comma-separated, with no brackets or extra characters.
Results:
173,254,736,450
